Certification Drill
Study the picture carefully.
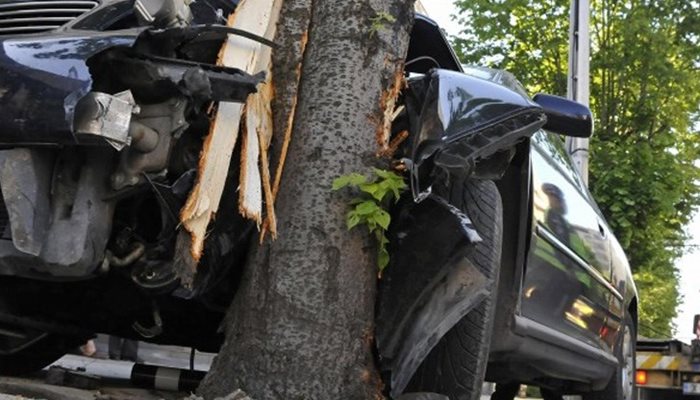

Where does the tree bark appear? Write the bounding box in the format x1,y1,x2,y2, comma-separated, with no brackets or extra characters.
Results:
198,0,414,399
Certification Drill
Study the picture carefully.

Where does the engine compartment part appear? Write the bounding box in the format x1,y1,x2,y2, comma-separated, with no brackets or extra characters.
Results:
73,91,139,151
0,0,269,281
109,100,188,190
87,48,265,106
134,0,193,28
0,148,115,278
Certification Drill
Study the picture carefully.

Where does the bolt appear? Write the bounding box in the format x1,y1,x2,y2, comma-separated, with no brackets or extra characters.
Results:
111,173,124,188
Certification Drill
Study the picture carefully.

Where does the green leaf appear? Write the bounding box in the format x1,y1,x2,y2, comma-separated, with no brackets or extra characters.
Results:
378,247,390,272
332,173,367,191
359,182,385,202
332,169,407,273
355,200,379,215
374,209,391,230
346,212,361,230
373,168,396,180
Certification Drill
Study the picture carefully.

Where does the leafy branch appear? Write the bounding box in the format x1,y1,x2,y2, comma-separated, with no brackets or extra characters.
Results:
332,168,406,272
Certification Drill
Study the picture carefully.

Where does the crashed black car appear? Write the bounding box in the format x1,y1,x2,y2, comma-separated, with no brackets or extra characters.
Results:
0,1,637,400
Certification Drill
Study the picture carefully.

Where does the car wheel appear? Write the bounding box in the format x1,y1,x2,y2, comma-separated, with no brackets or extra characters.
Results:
583,315,637,400
406,179,503,400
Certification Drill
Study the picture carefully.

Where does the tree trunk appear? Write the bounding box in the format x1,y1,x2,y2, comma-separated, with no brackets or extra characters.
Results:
198,1,414,399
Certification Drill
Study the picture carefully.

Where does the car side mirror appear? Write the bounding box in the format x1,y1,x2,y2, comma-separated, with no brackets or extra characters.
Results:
533,94,593,138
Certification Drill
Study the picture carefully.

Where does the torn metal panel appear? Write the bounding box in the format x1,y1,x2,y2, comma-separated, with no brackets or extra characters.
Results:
405,16,462,74
375,195,484,397
88,49,265,105
391,258,487,396
0,31,143,146
407,69,546,201
0,23,267,148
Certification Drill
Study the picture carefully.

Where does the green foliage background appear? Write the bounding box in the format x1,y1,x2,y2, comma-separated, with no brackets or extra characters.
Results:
451,0,700,337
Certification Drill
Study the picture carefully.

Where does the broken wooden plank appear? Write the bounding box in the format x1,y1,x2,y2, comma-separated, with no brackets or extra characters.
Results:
180,0,281,262
238,0,283,230
239,104,262,225
254,82,277,240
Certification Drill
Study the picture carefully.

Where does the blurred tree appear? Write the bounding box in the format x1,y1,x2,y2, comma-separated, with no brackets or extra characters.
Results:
452,0,700,337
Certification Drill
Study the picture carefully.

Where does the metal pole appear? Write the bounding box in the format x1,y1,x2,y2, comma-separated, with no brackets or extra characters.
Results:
565,0,591,186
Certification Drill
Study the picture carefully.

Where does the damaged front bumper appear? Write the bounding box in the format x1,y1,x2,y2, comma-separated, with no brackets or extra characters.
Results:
0,1,265,279
0,26,263,147
0,30,142,146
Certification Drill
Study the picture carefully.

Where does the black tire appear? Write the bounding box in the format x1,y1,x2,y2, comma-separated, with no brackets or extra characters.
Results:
0,333,72,376
583,315,637,400
406,179,503,400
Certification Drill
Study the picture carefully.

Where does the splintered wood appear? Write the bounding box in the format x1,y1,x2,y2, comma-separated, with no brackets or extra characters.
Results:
260,29,309,242
180,0,282,261
377,67,407,155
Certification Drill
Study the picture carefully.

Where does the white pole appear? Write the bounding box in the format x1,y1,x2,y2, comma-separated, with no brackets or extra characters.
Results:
565,0,591,186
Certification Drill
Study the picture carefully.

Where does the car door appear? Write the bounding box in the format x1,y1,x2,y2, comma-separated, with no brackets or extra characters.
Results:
521,130,620,352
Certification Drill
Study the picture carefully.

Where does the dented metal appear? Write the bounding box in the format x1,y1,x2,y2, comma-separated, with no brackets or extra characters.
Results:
375,67,548,395
376,195,486,397
0,0,265,281
407,69,546,201
73,90,138,151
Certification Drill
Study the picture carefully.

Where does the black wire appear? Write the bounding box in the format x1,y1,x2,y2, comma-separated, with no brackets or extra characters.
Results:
192,24,277,48
405,55,441,69
190,347,196,371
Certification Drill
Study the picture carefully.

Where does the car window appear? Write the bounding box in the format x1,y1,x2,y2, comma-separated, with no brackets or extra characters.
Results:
532,130,588,194
532,130,613,222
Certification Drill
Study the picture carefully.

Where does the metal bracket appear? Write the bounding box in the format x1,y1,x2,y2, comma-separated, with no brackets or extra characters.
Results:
73,90,139,151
